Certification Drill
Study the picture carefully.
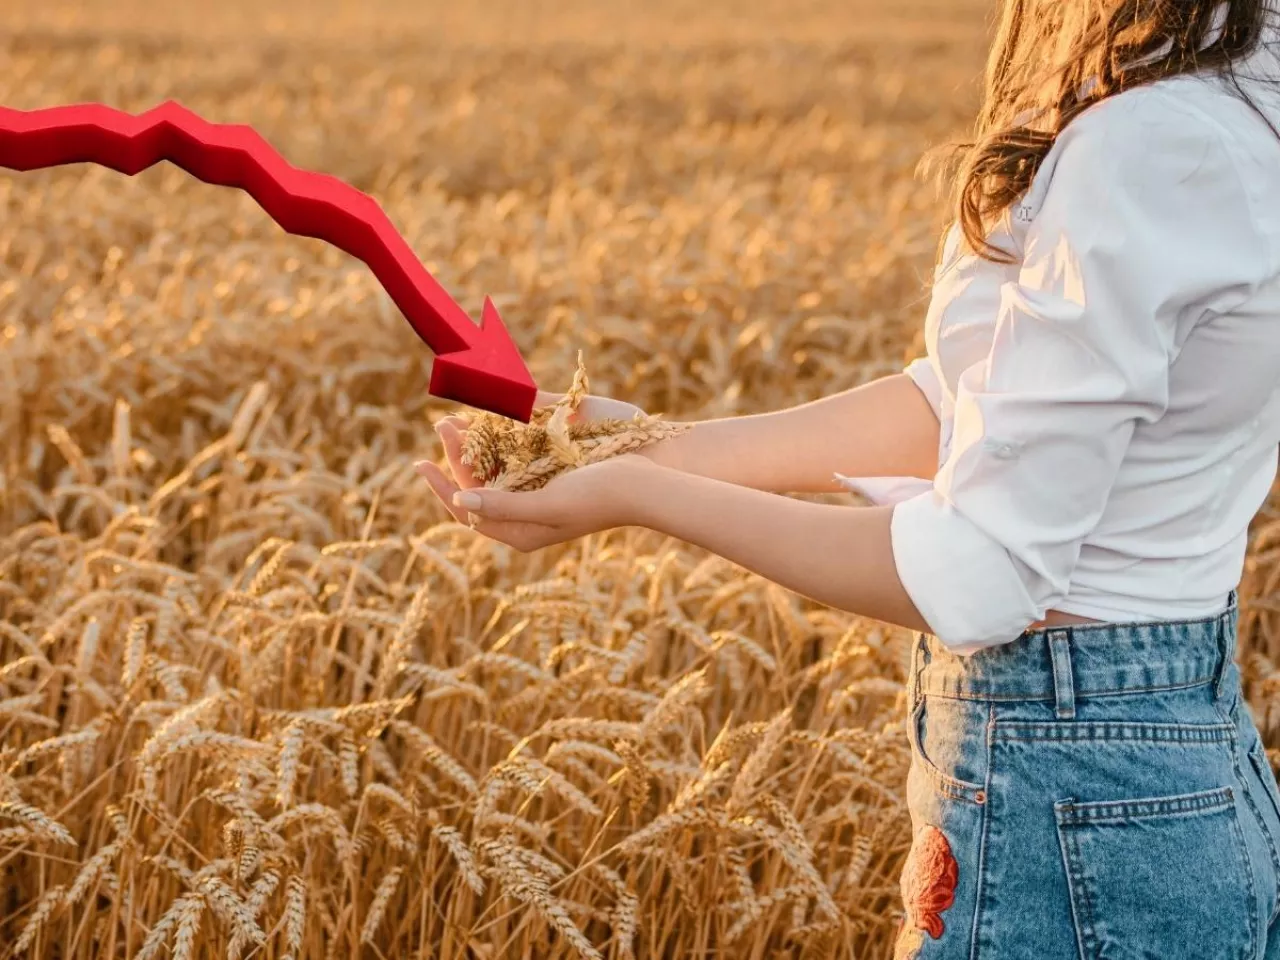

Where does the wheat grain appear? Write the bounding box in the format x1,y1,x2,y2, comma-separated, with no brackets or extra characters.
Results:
375,816,413,852
727,710,792,814
13,884,66,954
479,812,551,845
391,721,477,795
338,731,360,798
161,730,268,761
11,724,103,768
432,824,486,895
724,883,811,942
121,616,149,688
276,722,305,809
476,836,603,960
615,740,651,816
199,874,268,948
280,874,307,960
360,865,403,944
0,801,77,846
246,869,280,917
172,894,206,960
67,841,121,905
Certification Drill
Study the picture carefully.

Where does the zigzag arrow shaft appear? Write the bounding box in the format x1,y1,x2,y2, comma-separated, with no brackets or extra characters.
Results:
0,100,536,421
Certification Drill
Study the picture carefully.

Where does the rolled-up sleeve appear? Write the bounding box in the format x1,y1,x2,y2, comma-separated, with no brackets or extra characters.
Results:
903,356,943,420
890,90,1265,653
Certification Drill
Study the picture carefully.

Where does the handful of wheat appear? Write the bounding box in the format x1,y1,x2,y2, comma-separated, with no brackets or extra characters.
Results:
459,352,691,492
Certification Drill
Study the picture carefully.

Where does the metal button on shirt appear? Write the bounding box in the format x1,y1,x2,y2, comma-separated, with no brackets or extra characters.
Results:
983,438,1021,460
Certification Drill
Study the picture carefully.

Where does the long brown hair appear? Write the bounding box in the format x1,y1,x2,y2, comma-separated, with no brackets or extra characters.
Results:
928,0,1279,263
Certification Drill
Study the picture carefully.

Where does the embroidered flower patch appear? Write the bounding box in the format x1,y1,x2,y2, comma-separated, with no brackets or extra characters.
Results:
894,823,959,957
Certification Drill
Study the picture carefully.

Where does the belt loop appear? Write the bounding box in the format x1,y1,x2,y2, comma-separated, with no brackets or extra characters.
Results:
1214,606,1235,700
1047,629,1076,720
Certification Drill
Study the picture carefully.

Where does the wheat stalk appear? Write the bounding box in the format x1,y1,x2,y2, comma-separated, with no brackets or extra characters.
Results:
360,866,404,944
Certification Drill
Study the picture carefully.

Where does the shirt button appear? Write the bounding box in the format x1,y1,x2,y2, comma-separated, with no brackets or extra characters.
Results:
982,437,1022,458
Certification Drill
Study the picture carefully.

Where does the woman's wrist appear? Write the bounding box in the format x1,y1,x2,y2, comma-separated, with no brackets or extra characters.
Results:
607,453,672,529
635,423,696,473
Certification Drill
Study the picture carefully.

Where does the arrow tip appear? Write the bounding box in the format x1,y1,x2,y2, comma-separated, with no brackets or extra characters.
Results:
428,296,537,422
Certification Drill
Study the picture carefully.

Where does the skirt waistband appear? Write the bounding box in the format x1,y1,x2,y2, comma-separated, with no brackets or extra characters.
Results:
911,593,1239,708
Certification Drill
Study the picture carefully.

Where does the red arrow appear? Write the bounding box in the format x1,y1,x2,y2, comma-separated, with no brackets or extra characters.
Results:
0,100,537,422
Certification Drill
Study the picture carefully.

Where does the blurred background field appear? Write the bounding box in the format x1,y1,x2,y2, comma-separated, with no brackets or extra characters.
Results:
1,1,1277,958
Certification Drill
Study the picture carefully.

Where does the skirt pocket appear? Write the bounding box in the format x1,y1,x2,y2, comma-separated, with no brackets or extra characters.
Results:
908,693,988,806
1054,785,1255,960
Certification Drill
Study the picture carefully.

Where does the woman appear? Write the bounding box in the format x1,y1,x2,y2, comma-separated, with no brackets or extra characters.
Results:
418,2,1280,956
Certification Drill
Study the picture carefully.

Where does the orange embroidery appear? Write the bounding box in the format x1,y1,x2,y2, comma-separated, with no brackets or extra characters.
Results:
899,824,958,941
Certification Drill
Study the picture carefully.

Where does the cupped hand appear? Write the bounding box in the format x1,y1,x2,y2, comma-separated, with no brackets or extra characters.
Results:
414,451,650,552
415,389,652,552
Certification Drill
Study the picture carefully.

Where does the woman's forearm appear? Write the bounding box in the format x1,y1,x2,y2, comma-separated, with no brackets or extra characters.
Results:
623,459,930,632
639,373,940,494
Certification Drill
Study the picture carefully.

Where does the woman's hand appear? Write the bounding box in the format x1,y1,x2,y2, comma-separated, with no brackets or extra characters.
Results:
415,389,652,551
414,451,650,552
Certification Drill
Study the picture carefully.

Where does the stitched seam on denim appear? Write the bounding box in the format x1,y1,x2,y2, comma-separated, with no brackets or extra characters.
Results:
1073,828,1101,959
1059,823,1100,958
929,775,984,804
1055,815,1091,960
919,675,1219,702
1244,740,1280,926
921,661,1219,690
993,722,1236,743
1213,690,1280,929
968,703,996,960
1056,789,1234,825
1214,718,1268,955
924,756,984,802
922,652,1222,673
1227,794,1260,960
995,730,1233,742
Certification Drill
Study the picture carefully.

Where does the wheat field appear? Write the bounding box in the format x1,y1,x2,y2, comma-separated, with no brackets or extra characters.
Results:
2,1,1279,958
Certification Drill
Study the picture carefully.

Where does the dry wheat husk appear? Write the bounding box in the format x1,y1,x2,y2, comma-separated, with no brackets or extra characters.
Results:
460,351,693,491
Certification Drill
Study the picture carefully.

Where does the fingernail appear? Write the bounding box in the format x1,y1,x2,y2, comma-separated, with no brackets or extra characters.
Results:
454,491,482,511
413,460,431,474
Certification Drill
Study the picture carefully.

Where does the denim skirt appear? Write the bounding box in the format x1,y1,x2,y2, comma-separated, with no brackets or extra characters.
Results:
894,594,1280,960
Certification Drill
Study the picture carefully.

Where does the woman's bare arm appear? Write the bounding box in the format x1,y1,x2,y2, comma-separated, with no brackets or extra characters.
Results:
639,373,939,493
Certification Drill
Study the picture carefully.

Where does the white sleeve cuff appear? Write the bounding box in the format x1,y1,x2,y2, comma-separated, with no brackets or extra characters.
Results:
890,489,1043,654
903,357,944,420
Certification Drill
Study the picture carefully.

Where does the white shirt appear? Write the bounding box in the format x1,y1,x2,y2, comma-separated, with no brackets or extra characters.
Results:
840,37,1280,654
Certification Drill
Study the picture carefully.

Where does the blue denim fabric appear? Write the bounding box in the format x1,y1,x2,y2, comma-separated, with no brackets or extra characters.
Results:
896,594,1280,960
